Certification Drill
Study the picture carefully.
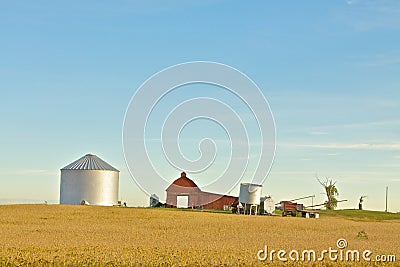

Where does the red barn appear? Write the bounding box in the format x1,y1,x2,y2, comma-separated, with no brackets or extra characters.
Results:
166,172,238,210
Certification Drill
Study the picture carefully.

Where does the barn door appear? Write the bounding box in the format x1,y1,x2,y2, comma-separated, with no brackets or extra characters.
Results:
177,196,189,208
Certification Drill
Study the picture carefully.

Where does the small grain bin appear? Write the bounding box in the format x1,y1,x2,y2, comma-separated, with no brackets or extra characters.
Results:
60,154,119,206
238,183,262,214
260,196,275,215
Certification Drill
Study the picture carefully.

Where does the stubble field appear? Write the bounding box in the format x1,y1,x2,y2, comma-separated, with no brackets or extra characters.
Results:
0,205,399,266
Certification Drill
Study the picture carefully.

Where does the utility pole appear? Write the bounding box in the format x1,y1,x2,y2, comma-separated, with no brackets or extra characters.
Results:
385,186,388,213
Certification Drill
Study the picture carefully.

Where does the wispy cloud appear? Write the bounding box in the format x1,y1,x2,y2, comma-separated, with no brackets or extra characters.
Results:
309,131,329,135
288,120,400,136
345,0,400,31
370,163,400,168
314,120,400,131
1,169,57,175
345,0,359,5
281,142,400,151
364,56,400,67
354,51,400,68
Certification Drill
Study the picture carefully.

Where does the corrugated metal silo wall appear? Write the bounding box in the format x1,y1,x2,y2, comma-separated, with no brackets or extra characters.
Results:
60,169,119,206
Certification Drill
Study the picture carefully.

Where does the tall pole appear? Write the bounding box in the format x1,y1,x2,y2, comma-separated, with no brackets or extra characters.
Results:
385,186,388,213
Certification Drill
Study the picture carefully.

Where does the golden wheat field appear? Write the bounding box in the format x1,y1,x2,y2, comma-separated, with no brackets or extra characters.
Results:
0,205,399,266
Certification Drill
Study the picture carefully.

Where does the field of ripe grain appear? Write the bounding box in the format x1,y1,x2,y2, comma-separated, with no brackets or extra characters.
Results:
0,205,399,266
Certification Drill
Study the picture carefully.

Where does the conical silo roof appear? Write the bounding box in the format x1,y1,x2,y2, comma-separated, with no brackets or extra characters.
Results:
61,154,119,172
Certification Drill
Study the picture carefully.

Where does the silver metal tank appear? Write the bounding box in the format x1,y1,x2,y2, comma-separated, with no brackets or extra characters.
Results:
260,196,275,214
60,154,119,206
239,183,262,205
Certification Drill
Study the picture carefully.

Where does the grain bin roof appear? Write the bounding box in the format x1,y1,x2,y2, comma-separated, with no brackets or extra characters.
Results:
61,154,119,172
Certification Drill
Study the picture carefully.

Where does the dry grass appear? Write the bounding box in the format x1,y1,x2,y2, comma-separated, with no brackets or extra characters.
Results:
0,205,399,266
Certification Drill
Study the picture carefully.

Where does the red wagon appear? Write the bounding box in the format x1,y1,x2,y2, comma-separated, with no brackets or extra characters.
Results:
281,201,298,217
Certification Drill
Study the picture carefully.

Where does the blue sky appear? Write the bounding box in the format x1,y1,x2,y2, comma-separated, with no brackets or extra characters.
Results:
0,1,399,211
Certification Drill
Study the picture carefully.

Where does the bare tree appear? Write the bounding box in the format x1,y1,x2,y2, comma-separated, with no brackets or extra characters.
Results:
316,176,339,210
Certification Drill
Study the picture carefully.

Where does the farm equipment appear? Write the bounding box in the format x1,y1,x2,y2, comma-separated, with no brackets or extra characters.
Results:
304,199,348,209
281,201,298,217
280,201,320,218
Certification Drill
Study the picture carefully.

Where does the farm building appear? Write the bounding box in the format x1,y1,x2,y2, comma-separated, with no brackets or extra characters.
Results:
166,172,238,210
60,154,119,206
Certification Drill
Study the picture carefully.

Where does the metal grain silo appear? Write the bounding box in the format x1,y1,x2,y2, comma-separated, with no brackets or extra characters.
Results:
60,154,119,206
238,183,262,215
239,183,262,205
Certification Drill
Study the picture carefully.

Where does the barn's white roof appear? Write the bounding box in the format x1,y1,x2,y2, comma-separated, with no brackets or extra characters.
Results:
61,154,119,172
